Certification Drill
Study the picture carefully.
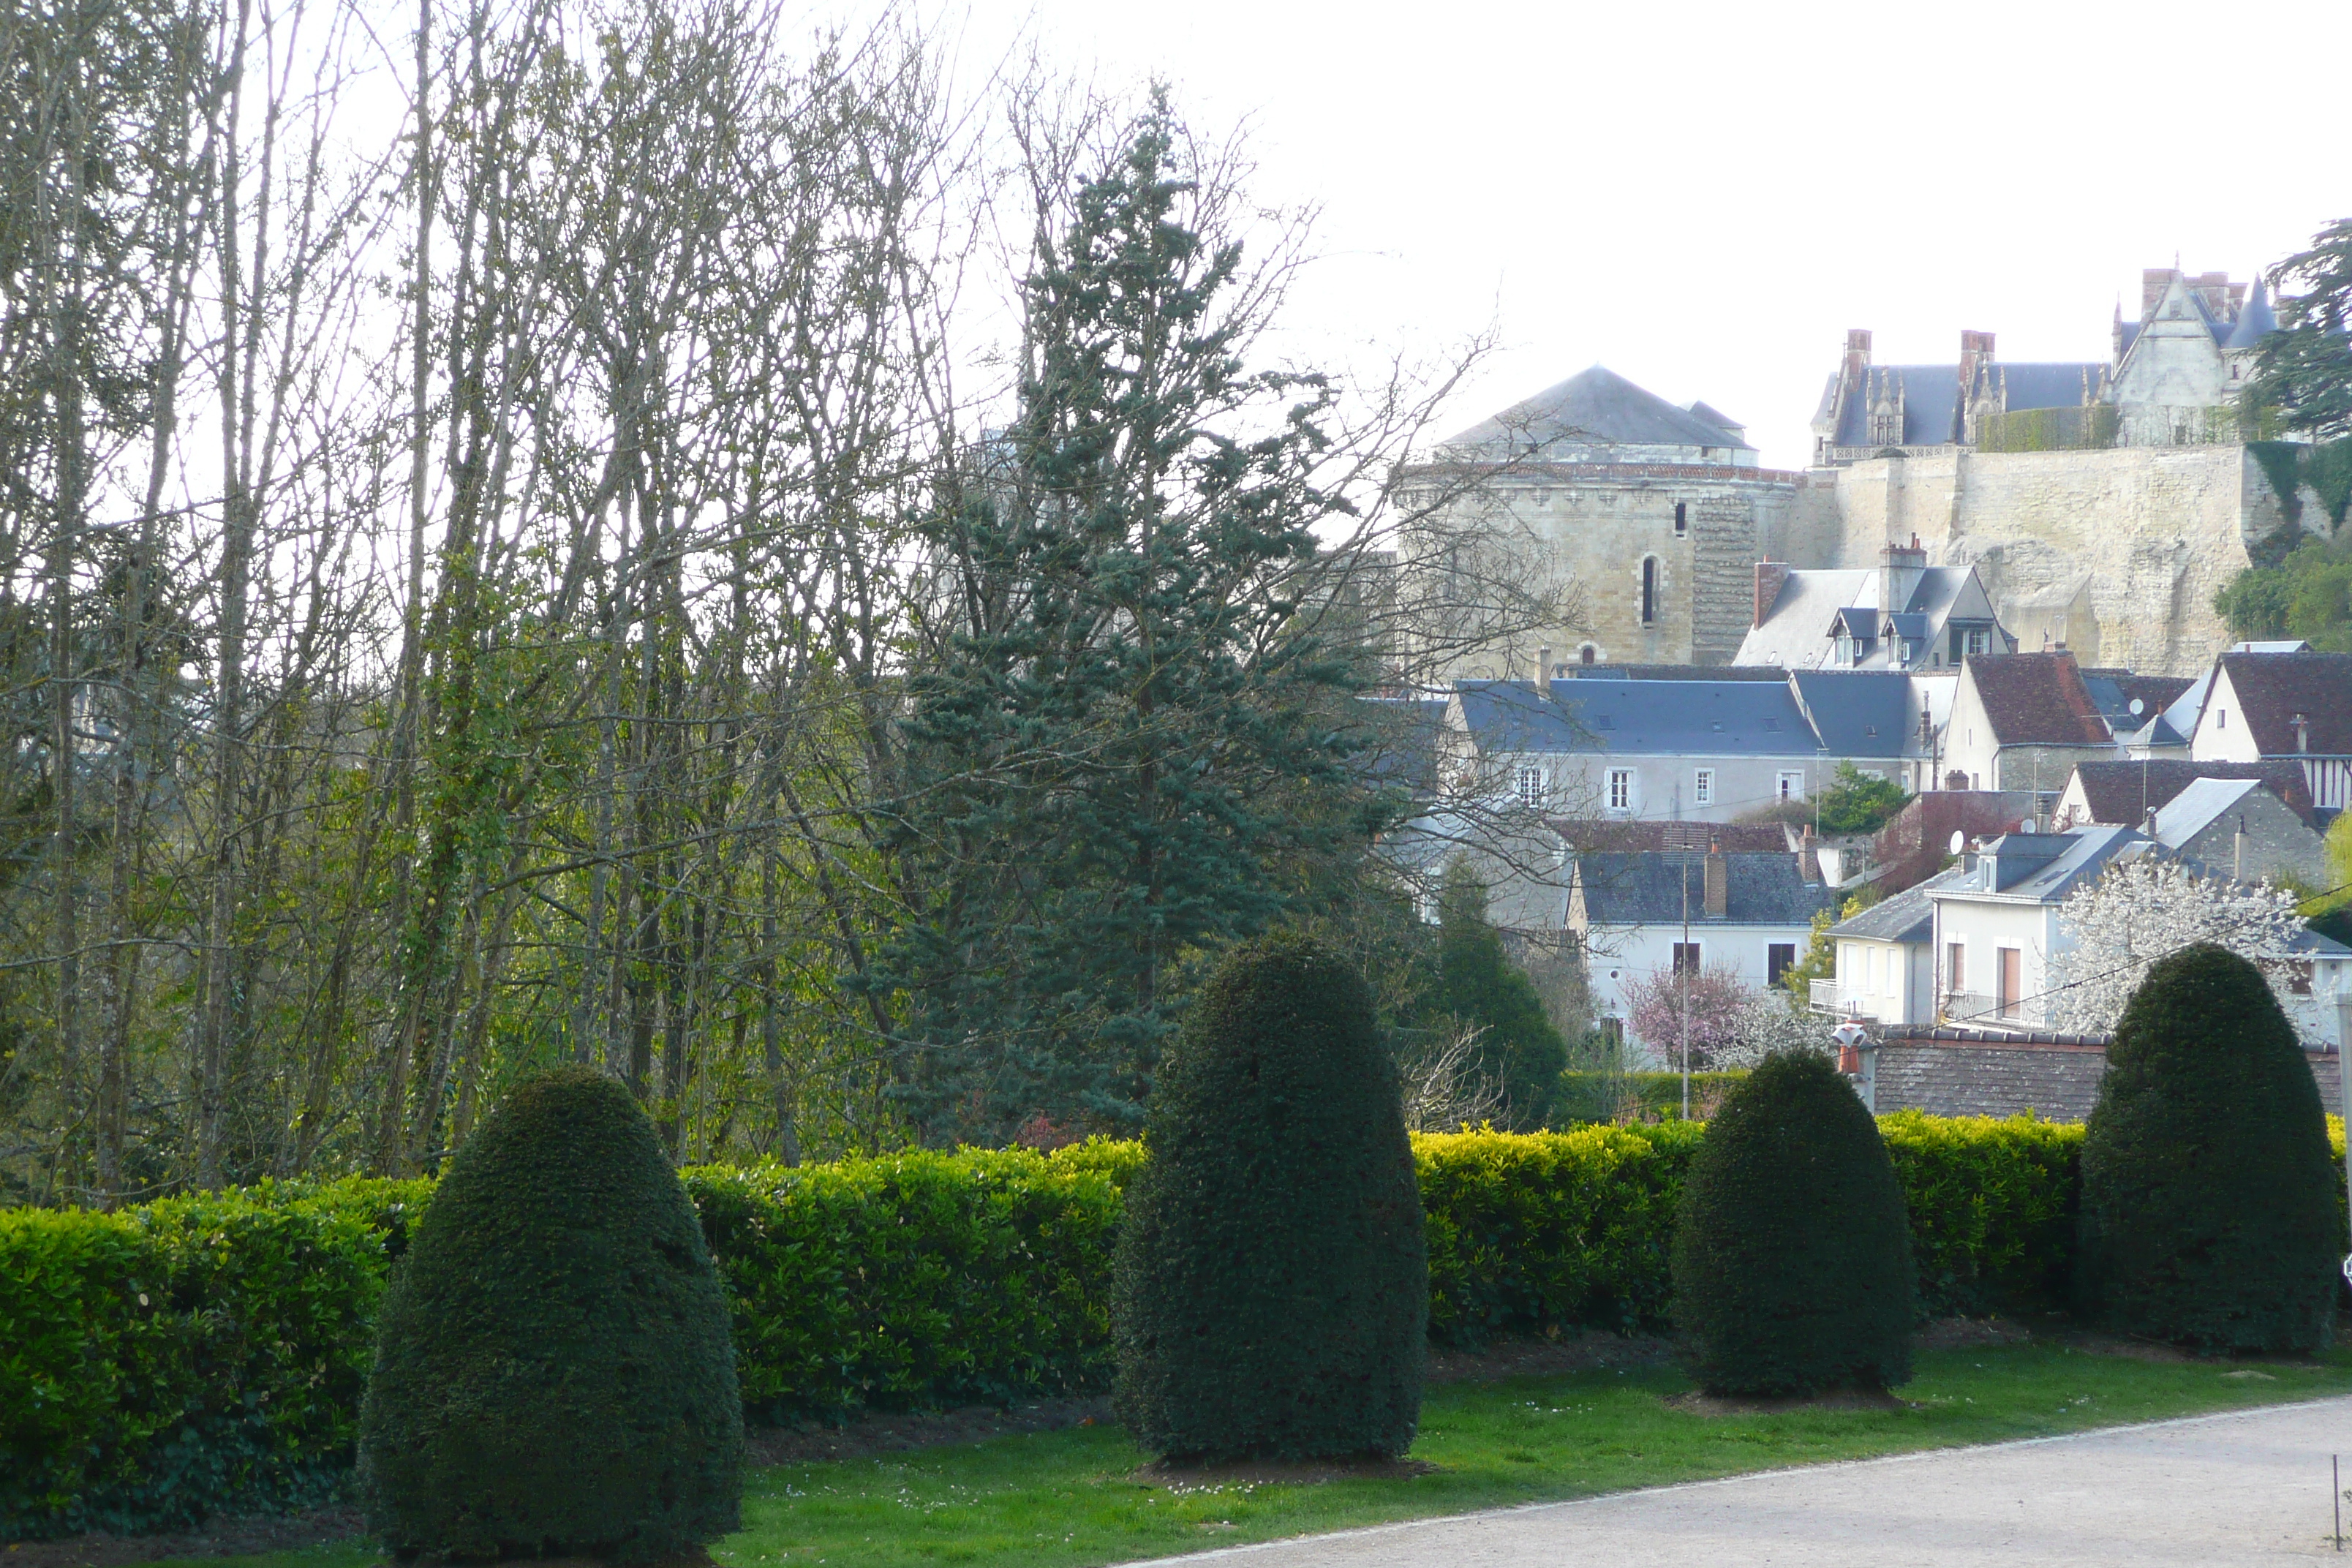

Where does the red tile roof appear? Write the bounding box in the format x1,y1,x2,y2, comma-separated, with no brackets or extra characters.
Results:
2217,652,2352,756
1966,653,2111,747
2065,759,2315,826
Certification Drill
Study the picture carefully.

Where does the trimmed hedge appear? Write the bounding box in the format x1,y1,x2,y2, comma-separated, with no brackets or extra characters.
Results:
5,1116,2345,1539
691,1146,1132,1423
1673,1052,1915,1395
1,1178,430,1539
1114,933,1425,1460
359,1067,743,1561
1414,1122,1700,1343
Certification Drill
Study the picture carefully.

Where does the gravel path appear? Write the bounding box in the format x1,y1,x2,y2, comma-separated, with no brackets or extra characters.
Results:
1136,1395,2352,1567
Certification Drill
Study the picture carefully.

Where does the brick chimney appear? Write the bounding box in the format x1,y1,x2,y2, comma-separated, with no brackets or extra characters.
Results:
1703,840,1728,919
1798,823,1821,884
1754,561,1790,629
1844,328,1872,382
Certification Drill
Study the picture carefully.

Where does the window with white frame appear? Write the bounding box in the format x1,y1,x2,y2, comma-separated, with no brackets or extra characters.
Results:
1692,767,1714,806
1776,769,1804,802
1607,768,1634,812
1516,766,1544,808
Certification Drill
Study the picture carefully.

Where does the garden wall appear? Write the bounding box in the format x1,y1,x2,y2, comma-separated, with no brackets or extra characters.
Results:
4,1116,2340,1539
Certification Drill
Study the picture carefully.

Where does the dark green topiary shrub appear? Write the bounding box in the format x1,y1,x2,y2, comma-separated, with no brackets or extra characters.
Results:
1113,932,1427,1460
356,1066,742,1561
1671,1050,1914,1395
2076,943,2340,1352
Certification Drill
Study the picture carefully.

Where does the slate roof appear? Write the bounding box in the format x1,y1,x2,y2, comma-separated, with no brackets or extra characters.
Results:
1828,363,2106,448
1965,654,2113,747
1978,362,2108,413
1828,874,1949,944
1572,851,1839,927
1560,664,1789,682
2224,276,2278,350
1790,670,1918,758
1444,366,1755,457
2150,776,2269,848
2216,652,2352,755
1929,824,2147,904
2065,759,2314,826
1549,819,1789,853
1455,679,1823,757
1736,565,1994,671
1685,400,1746,434
2078,670,2195,729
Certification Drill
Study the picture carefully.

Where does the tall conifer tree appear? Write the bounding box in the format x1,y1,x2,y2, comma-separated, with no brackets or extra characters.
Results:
885,99,1376,1143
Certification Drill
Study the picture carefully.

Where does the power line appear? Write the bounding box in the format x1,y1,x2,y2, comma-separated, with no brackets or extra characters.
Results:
1934,867,2352,1030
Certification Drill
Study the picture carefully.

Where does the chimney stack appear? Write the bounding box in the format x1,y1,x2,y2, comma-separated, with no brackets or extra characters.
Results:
1798,823,1822,885
1536,647,1552,699
1754,561,1790,629
2234,815,2249,883
1844,328,1872,384
2293,712,2310,753
1703,840,1728,919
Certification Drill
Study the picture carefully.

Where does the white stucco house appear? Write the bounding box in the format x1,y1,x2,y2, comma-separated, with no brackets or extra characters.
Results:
1568,844,1839,1063
1866,825,2352,1047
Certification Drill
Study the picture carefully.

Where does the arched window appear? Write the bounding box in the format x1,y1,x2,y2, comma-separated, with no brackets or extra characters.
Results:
1640,557,1659,625
1578,643,1597,666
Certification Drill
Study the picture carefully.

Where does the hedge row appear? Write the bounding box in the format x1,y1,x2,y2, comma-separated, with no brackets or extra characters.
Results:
5,1118,2341,1539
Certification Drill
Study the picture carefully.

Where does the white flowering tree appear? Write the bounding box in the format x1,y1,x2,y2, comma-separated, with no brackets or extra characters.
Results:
1722,991,1840,1068
2045,857,2309,1035
1625,960,1837,1070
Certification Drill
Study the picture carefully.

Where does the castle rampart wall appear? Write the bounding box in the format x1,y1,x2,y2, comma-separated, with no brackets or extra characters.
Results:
1787,446,2298,676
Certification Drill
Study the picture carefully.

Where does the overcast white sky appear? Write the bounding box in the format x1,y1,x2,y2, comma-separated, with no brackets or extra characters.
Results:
935,0,2352,469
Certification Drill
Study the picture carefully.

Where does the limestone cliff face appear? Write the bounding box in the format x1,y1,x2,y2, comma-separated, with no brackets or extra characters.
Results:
1786,447,2302,676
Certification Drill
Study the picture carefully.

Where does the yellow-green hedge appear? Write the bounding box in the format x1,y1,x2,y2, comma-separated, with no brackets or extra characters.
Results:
8,1117,2339,1539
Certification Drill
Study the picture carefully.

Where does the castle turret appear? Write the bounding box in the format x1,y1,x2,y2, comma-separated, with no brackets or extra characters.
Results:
2224,274,2277,351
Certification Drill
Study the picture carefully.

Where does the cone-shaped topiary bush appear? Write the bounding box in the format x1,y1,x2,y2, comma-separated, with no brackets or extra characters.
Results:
1672,1049,1914,1396
1113,932,1427,1460
2076,943,2339,1352
357,1065,742,1561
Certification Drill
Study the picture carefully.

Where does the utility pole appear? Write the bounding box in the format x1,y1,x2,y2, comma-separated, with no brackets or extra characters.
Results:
1680,837,1691,1119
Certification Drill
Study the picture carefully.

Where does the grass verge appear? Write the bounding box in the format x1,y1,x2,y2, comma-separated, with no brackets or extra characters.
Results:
138,1342,2352,1568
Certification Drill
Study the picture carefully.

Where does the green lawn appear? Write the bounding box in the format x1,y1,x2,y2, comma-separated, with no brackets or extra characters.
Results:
151,1343,2352,1568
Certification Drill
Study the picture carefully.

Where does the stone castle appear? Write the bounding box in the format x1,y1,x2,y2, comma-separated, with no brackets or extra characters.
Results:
1411,267,2316,679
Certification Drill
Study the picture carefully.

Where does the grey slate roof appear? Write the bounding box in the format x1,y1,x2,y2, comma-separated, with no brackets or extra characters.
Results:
1456,678,1823,757
1443,365,1756,456
1736,563,1995,671
1829,362,2107,448
1828,872,1952,944
1573,851,1840,927
1930,824,2147,904
1685,399,1745,434
2078,670,2195,729
2150,776,2268,848
1789,670,1917,758
2225,276,2277,350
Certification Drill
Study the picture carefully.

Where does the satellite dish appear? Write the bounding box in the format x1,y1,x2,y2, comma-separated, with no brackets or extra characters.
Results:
2128,698,2145,717
1949,829,1966,855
